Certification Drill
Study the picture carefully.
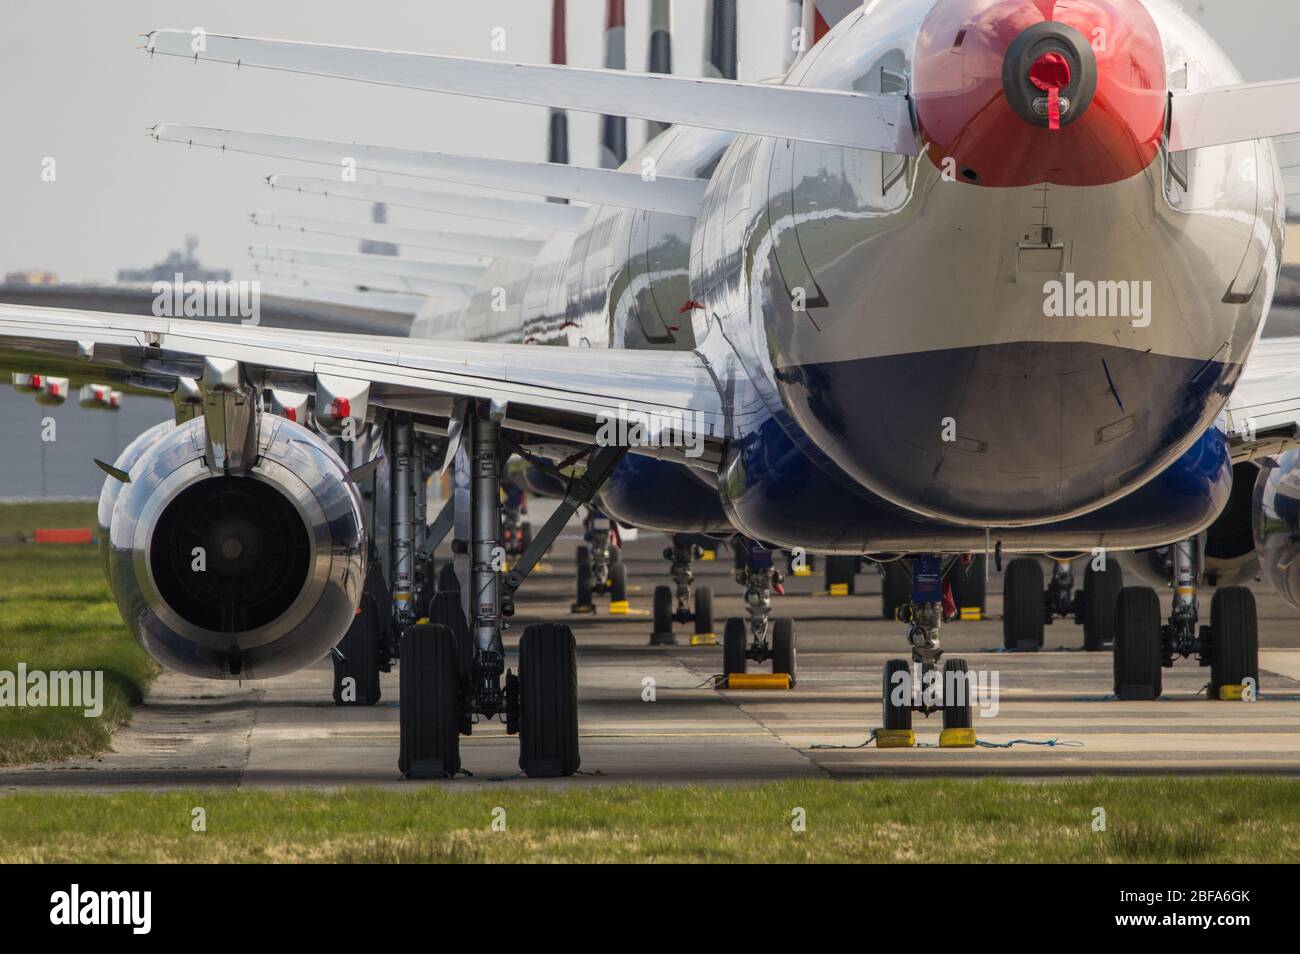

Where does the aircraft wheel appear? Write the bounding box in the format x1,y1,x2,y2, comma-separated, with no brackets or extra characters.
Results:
332,593,382,706
575,544,591,568
772,617,797,686
572,561,595,613
650,585,675,645
517,623,581,778
399,623,461,779
941,658,973,730
824,556,857,594
1113,586,1163,700
949,556,987,617
428,590,472,682
693,586,714,638
880,561,911,620
1002,558,1045,650
723,618,747,678
882,659,913,731
1081,560,1124,651
608,562,628,602
1210,586,1259,698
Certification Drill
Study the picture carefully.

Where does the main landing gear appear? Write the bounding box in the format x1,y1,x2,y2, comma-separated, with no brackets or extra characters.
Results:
651,534,715,646
722,540,796,685
880,556,974,739
399,402,628,779
330,421,416,708
571,510,628,614
1112,539,1259,701
1001,555,1124,651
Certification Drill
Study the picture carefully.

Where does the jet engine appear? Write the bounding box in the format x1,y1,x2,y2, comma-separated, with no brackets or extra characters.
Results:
1254,450,1300,614
1126,461,1261,589
102,414,366,679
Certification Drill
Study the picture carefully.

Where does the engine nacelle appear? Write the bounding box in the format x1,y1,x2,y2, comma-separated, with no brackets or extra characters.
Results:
1254,450,1300,614
103,415,366,679
1126,461,1261,588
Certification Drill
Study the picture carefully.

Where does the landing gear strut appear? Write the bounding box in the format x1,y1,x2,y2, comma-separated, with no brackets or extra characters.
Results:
1113,538,1259,700
651,534,714,646
398,402,628,778
722,540,796,685
882,555,972,735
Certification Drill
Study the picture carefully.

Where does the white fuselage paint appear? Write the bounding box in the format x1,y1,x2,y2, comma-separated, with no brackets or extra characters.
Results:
415,0,1284,533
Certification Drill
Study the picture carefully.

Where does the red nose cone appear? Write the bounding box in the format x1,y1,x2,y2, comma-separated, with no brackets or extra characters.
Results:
914,0,1167,187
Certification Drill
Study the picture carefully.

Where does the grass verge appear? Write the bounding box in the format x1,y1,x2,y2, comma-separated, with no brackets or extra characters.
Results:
0,502,157,764
0,777,1297,862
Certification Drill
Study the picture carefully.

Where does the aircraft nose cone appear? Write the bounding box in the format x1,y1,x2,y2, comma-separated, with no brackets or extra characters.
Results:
1001,22,1098,131
913,0,1167,188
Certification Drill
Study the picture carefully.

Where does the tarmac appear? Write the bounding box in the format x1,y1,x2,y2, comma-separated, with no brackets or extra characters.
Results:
3,508,1300,790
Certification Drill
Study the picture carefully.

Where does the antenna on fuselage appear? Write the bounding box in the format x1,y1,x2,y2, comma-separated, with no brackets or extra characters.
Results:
645,0,674,141
599,0,628,169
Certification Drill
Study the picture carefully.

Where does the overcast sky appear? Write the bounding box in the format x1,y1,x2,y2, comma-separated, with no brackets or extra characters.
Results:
2,0,1297,283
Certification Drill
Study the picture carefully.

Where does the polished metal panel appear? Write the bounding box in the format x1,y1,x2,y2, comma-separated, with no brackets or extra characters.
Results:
97,419,176,581
105,414,365,679
201,357,260,475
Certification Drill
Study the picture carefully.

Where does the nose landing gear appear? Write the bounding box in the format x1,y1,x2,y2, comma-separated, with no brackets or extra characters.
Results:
571,511,627,614
721,541,796,685
881,555,976,746
650,534,715,646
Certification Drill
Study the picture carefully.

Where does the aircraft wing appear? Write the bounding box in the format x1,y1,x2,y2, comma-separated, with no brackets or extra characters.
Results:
143,31,917,156
1170,78,1300,152
0,304,736,466
1224,336,1300,461
153,125,708,217
0,283,417,335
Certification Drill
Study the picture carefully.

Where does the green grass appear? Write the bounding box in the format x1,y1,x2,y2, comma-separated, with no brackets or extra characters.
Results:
0,777,1297,862
0,503,157,764
0,499,99,538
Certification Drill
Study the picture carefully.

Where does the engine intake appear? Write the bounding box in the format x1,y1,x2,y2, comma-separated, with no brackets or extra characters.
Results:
102,414,366,679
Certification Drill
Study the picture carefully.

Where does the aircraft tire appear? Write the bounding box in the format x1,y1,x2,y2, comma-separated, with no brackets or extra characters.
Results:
518,623,580,778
